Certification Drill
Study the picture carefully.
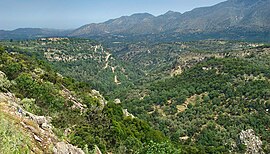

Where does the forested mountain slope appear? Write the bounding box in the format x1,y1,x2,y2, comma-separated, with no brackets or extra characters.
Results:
0,38,144,96
0,45,178,153
121,46,270,153
1,39,270,153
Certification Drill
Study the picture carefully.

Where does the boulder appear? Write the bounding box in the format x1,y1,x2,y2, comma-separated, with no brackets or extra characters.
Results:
123,109,135,118
28,114,53,131
34,116,47,125
41,122,52,130
114,99,121,104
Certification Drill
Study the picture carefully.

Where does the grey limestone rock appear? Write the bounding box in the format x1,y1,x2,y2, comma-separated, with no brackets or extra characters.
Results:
239,129,264,154
53,142,84,154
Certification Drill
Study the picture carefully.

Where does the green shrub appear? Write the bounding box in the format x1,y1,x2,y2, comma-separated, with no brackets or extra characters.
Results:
140,141,181,154
21,98,41,113
0,71,12,92
0,46,4,55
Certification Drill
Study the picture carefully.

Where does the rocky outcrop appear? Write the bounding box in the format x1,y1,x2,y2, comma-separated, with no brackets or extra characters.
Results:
239,129,264,154
1,92,54,133
0,92,85,154
0,92,56,152
60,86,86,112
123,109,135,118
114,99,121,104
114,75,121,85
90,90,107,111
171,66,182,76
53,142,84,154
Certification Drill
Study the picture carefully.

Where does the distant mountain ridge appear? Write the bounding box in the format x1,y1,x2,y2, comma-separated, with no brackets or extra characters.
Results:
70,13,157,36
1,0,270,41
70,0,270,40
0,28,71,40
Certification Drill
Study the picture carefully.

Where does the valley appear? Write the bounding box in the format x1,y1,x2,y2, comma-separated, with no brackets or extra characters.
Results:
1,38,270,153
1,0,270,153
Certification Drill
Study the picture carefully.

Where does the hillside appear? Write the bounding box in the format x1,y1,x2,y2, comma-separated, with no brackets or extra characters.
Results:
1,38,270,153
2,39,262,97
0,45,178,153
0,38,144,96
1,0,270,153
120,45,270,153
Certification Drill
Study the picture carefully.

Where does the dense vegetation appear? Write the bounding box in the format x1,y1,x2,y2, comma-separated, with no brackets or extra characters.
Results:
121,49,270,153
0,39,261,97
0,38,143,97
0,45,178,153
1,39,270,153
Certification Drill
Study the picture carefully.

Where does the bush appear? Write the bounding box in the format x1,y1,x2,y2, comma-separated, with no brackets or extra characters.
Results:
0,71,12,92
0,46,4,54
140,141,181,154
21,98,41,113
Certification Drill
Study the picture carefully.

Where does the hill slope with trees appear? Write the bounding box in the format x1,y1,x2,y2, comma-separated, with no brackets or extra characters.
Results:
0,45,180,153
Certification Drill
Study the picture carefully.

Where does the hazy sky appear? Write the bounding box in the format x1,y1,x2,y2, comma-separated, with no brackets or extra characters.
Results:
0,0,225,30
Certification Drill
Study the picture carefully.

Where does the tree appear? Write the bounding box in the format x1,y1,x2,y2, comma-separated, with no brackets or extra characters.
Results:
3,62,22,80
140,141,181,154
0,46,4,55
0,73,12,92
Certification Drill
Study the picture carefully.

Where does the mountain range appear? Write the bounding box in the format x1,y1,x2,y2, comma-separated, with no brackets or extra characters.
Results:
0,28,71,40
1,0,270,41
70,0,270,37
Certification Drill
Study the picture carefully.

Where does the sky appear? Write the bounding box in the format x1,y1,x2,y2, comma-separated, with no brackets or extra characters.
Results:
0,0,225,30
